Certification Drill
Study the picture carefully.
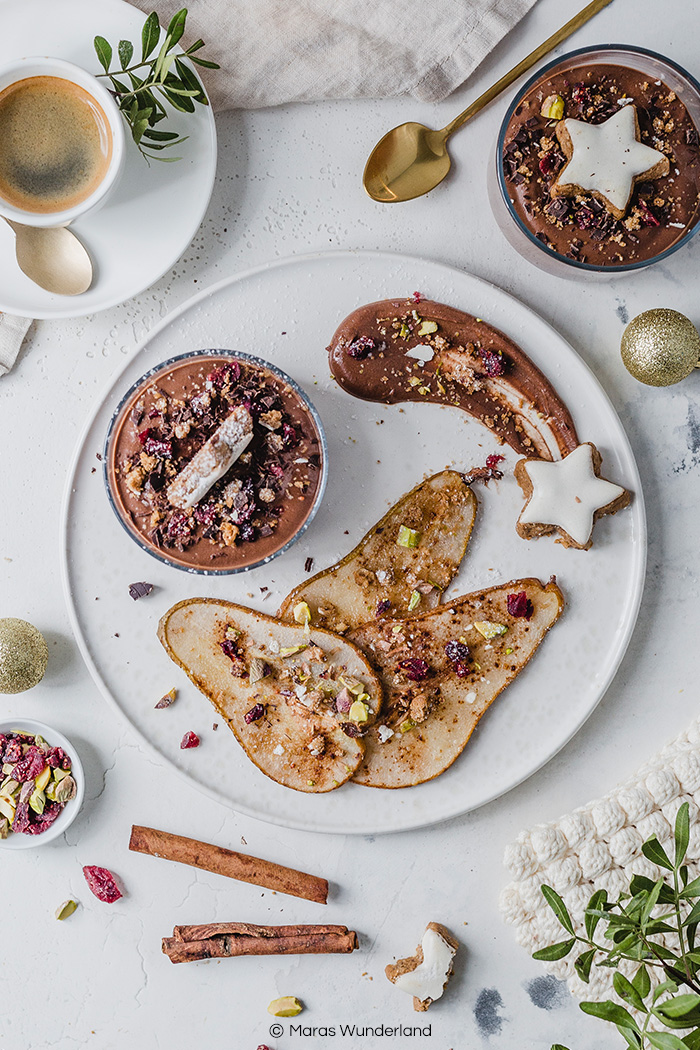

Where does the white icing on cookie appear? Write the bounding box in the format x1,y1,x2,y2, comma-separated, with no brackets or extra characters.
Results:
519,444,625,547
391,926,457,1003
556,105,667,214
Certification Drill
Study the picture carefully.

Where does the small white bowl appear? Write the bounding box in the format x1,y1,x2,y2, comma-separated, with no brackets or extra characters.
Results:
0,718,85,850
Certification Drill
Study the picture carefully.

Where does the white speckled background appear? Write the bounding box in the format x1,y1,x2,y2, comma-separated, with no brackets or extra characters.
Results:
2,0,700,1047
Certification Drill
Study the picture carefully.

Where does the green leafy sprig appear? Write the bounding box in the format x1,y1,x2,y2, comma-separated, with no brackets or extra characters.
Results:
93,8,219,161
536,803,700,1050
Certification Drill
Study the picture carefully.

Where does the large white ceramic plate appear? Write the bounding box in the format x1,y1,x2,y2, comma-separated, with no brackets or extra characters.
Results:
61,251,646,834
0,0,216,319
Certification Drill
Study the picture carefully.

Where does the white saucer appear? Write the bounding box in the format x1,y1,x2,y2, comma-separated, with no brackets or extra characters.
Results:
0,0,217,319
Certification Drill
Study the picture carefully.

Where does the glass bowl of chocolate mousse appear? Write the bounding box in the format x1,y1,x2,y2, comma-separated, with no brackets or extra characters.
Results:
104,351,327,574
489,45,700,277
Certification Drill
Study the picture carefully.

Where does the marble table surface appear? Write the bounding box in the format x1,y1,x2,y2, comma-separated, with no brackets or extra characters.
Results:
2,0,700,1047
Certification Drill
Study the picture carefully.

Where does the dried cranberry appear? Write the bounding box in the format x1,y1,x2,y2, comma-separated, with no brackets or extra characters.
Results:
477,347,506,378
445,640,470,664
281,422,300,449
572,83,591,108
244,703,265,724
345,335,378,359
143,436,173,459
137,427,153,446
341,722,363,738
164,512,194,546
376,599,392,617
576,206,596,230
637,200,660,227
206,361,240,388
507,591,534,620
239,523,257,542
538,152,555,176
220,639,239,660
12,746,47,783
411,291,423,303
83,865,123,903
398,658,431,682
2,738,22,764
193,502,218,526
180,731,200,750
46,746,71,771
11,802,32,834
25,801,63,834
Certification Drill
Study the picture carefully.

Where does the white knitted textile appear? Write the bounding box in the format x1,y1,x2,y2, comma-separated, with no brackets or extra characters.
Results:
500,717,700,1004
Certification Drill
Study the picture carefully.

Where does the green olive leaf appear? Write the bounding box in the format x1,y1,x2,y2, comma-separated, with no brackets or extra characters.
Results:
94,36,113,73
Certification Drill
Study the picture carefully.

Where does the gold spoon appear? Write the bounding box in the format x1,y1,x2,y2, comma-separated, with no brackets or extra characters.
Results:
3,217,93,295
363,0,614,203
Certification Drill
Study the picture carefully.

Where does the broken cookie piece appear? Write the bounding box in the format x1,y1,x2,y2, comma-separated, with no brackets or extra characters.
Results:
515,442,631,550
386,922,459,1012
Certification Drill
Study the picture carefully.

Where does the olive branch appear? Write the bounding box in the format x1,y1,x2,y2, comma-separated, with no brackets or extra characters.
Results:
537,802,700,1050
93,7,219,161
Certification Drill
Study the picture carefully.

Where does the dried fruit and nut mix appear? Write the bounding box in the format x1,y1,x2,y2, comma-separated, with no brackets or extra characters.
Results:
107,353,324,571
219,620,376,748
502,62,700,265
0,730,76,838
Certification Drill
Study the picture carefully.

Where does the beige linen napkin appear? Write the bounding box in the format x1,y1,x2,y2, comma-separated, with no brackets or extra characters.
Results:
135,0,539,109
0,313,31,376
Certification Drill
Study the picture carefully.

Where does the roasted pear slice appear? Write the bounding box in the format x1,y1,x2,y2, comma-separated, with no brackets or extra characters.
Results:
158,599,383,793
279,471,477,633
348,578,563,788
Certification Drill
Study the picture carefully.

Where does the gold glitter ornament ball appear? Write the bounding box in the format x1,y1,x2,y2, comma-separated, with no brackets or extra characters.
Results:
0,618,48,693
621,309,700,387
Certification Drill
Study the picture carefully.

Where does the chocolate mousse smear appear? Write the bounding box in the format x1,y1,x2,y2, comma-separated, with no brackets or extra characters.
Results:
502,63,700,265
106,353,324,572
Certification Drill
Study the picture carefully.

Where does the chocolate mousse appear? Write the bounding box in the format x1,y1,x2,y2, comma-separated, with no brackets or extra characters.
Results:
502,63,700,265
106,353,325,572
328,297,578,459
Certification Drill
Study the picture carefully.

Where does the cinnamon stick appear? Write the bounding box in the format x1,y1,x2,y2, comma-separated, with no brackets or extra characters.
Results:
162,924,359,964
129,825,328,904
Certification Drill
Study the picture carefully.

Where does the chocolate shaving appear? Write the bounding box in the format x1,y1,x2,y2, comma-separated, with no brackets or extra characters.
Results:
129,581,154,600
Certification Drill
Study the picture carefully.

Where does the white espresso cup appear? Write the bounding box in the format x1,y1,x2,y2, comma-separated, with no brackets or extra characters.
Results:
0,56,125,227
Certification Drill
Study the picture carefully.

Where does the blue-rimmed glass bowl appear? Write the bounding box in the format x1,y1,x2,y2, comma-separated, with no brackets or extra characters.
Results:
104,350,328,575
489,45,700,279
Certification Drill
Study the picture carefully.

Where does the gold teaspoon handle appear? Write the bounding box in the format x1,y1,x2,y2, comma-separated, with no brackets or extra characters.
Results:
441,0,615,139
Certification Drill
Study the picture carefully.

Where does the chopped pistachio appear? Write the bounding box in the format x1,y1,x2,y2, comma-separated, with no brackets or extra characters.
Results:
55,899,79,921
505,647,513,655
541,93,565,120
54,776,76,804
418,386,430,395
155,687,177,709
45,781,59,802
293,601,311,627
399,322,410,339
29,787,45,815
474,620,508,640
391,625,404,634
0,816,9,839
400,718,416,733
397,525,421,549
349,700,369,723
0,796,16,822
53,767,71,782
408,590,421,612
280,643,307,657
268,996,304,1018
317,680,338,695
35,766,51,792
0,777,19,798
417,320,438,336
408,376,422,387
224,625,241,640
248,658,270,685
340,676,363,695
34,735,47,748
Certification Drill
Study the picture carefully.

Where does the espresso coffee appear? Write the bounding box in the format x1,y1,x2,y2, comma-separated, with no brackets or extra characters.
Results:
0,75,113,214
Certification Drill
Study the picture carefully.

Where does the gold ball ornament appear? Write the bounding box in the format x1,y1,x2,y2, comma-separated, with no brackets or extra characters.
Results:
0,618,48,694
621,309,700,387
